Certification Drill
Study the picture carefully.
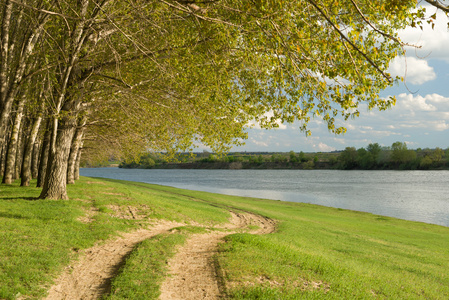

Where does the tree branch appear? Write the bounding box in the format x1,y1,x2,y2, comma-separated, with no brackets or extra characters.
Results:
306,0,393,82
9,0,80,20
425,0,449,13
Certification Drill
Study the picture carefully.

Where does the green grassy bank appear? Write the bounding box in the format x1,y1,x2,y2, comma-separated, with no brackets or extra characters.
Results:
1,177,449,299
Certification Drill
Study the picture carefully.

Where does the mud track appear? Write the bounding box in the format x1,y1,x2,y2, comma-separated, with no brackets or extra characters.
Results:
45,212,276,300
159,212,276,300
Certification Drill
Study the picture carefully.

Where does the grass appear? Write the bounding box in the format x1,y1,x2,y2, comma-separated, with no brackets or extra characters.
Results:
0,177,229,299
1,176,449,299
106,233,186,299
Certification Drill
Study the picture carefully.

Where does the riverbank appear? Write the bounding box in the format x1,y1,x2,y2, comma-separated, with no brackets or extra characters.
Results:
116,146,449,171
1,177,449,299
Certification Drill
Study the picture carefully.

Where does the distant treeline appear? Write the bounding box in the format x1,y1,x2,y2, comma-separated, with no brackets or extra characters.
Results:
119,142,449,170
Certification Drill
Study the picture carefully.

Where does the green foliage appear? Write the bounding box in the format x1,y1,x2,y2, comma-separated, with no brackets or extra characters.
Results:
338,147,358,169
119,153,160,169
334,142,448,170
298,151,308,163
419,156,433,169
432,147,444,162
302,160,315,170
357,148,375,169
66,0,419,162
390,142,417,169
367,143,382,161
140,156,156,169
289,151,298,163
118,143,448,170
249,155,264,165
271,154,288,163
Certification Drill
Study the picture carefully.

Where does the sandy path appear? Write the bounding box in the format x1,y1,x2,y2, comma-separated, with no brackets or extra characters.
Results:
45,220,184,300
44,211,275,300
158,212,276,300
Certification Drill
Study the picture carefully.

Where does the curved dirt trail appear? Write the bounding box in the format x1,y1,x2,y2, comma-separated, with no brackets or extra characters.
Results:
44,211,275,300
45,220,184,300
158,212,276,300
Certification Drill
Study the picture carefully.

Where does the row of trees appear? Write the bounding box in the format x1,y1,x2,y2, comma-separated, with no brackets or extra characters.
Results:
119,151,319,169
119,142,449,170
0,1,443,199
338,143,449,170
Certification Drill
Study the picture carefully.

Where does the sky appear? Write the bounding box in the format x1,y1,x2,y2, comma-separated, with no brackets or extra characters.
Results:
226,4,449,153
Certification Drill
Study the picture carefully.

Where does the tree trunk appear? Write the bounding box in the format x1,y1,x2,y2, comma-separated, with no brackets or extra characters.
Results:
2,98,25,184
32,142,40,179
74,140,83,181
39,114,77,199
37,122,51,188
21,114,43,186
0,144,5,176
0,1,13,149
67,116,86,184
0,6,48,150
37,0,91,199
14,118,27,180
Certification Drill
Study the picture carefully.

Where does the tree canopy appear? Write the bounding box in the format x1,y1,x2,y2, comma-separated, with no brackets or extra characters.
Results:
0,0,434,199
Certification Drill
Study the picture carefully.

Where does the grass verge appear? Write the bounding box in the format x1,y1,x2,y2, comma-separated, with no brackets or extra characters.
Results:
1,176,449,299
106,232,186,300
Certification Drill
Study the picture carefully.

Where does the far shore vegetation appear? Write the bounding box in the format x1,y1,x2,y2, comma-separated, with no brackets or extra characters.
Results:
1,177,449,299
114,142,449,171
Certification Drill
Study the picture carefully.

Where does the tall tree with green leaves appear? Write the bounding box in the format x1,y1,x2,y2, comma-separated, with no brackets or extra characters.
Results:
1,0,419,199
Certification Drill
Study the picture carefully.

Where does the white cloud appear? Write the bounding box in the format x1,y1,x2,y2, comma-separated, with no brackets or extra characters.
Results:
432,121,449,131
396,93,449,113
397,93,437,111
250,138,269,147
400,4,449,63
427,93,449,106
368,130,402,137
388,56,436,85
346,124,356,130
314,142,336,152
331,137,347,145
354,93,449,133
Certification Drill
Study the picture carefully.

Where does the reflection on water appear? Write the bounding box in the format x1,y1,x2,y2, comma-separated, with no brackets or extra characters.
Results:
80,168,449,227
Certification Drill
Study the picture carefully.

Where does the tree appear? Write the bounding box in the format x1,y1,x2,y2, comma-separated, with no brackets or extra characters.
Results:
390,141,416,168
357,148,374,169
339,147,358,169
289,151,298,163
0,1,49,148
1,0,418,199
367,143,382,162
298,151,307,163
431,147,444,163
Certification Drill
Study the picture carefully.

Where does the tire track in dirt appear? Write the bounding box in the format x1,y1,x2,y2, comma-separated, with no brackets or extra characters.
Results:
158,211,276,300
44,220,184,300
44,211,275,300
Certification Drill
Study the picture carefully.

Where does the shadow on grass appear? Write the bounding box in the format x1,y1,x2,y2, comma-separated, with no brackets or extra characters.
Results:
0,197,38,201
0,212,31,219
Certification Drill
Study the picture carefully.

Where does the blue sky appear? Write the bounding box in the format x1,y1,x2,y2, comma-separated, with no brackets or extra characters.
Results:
226,5,449,153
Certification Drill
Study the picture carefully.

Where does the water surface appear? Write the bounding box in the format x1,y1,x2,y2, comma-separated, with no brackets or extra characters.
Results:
80,168,449,227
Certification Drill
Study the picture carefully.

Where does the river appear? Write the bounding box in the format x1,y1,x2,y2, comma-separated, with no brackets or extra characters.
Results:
80,168,449,227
